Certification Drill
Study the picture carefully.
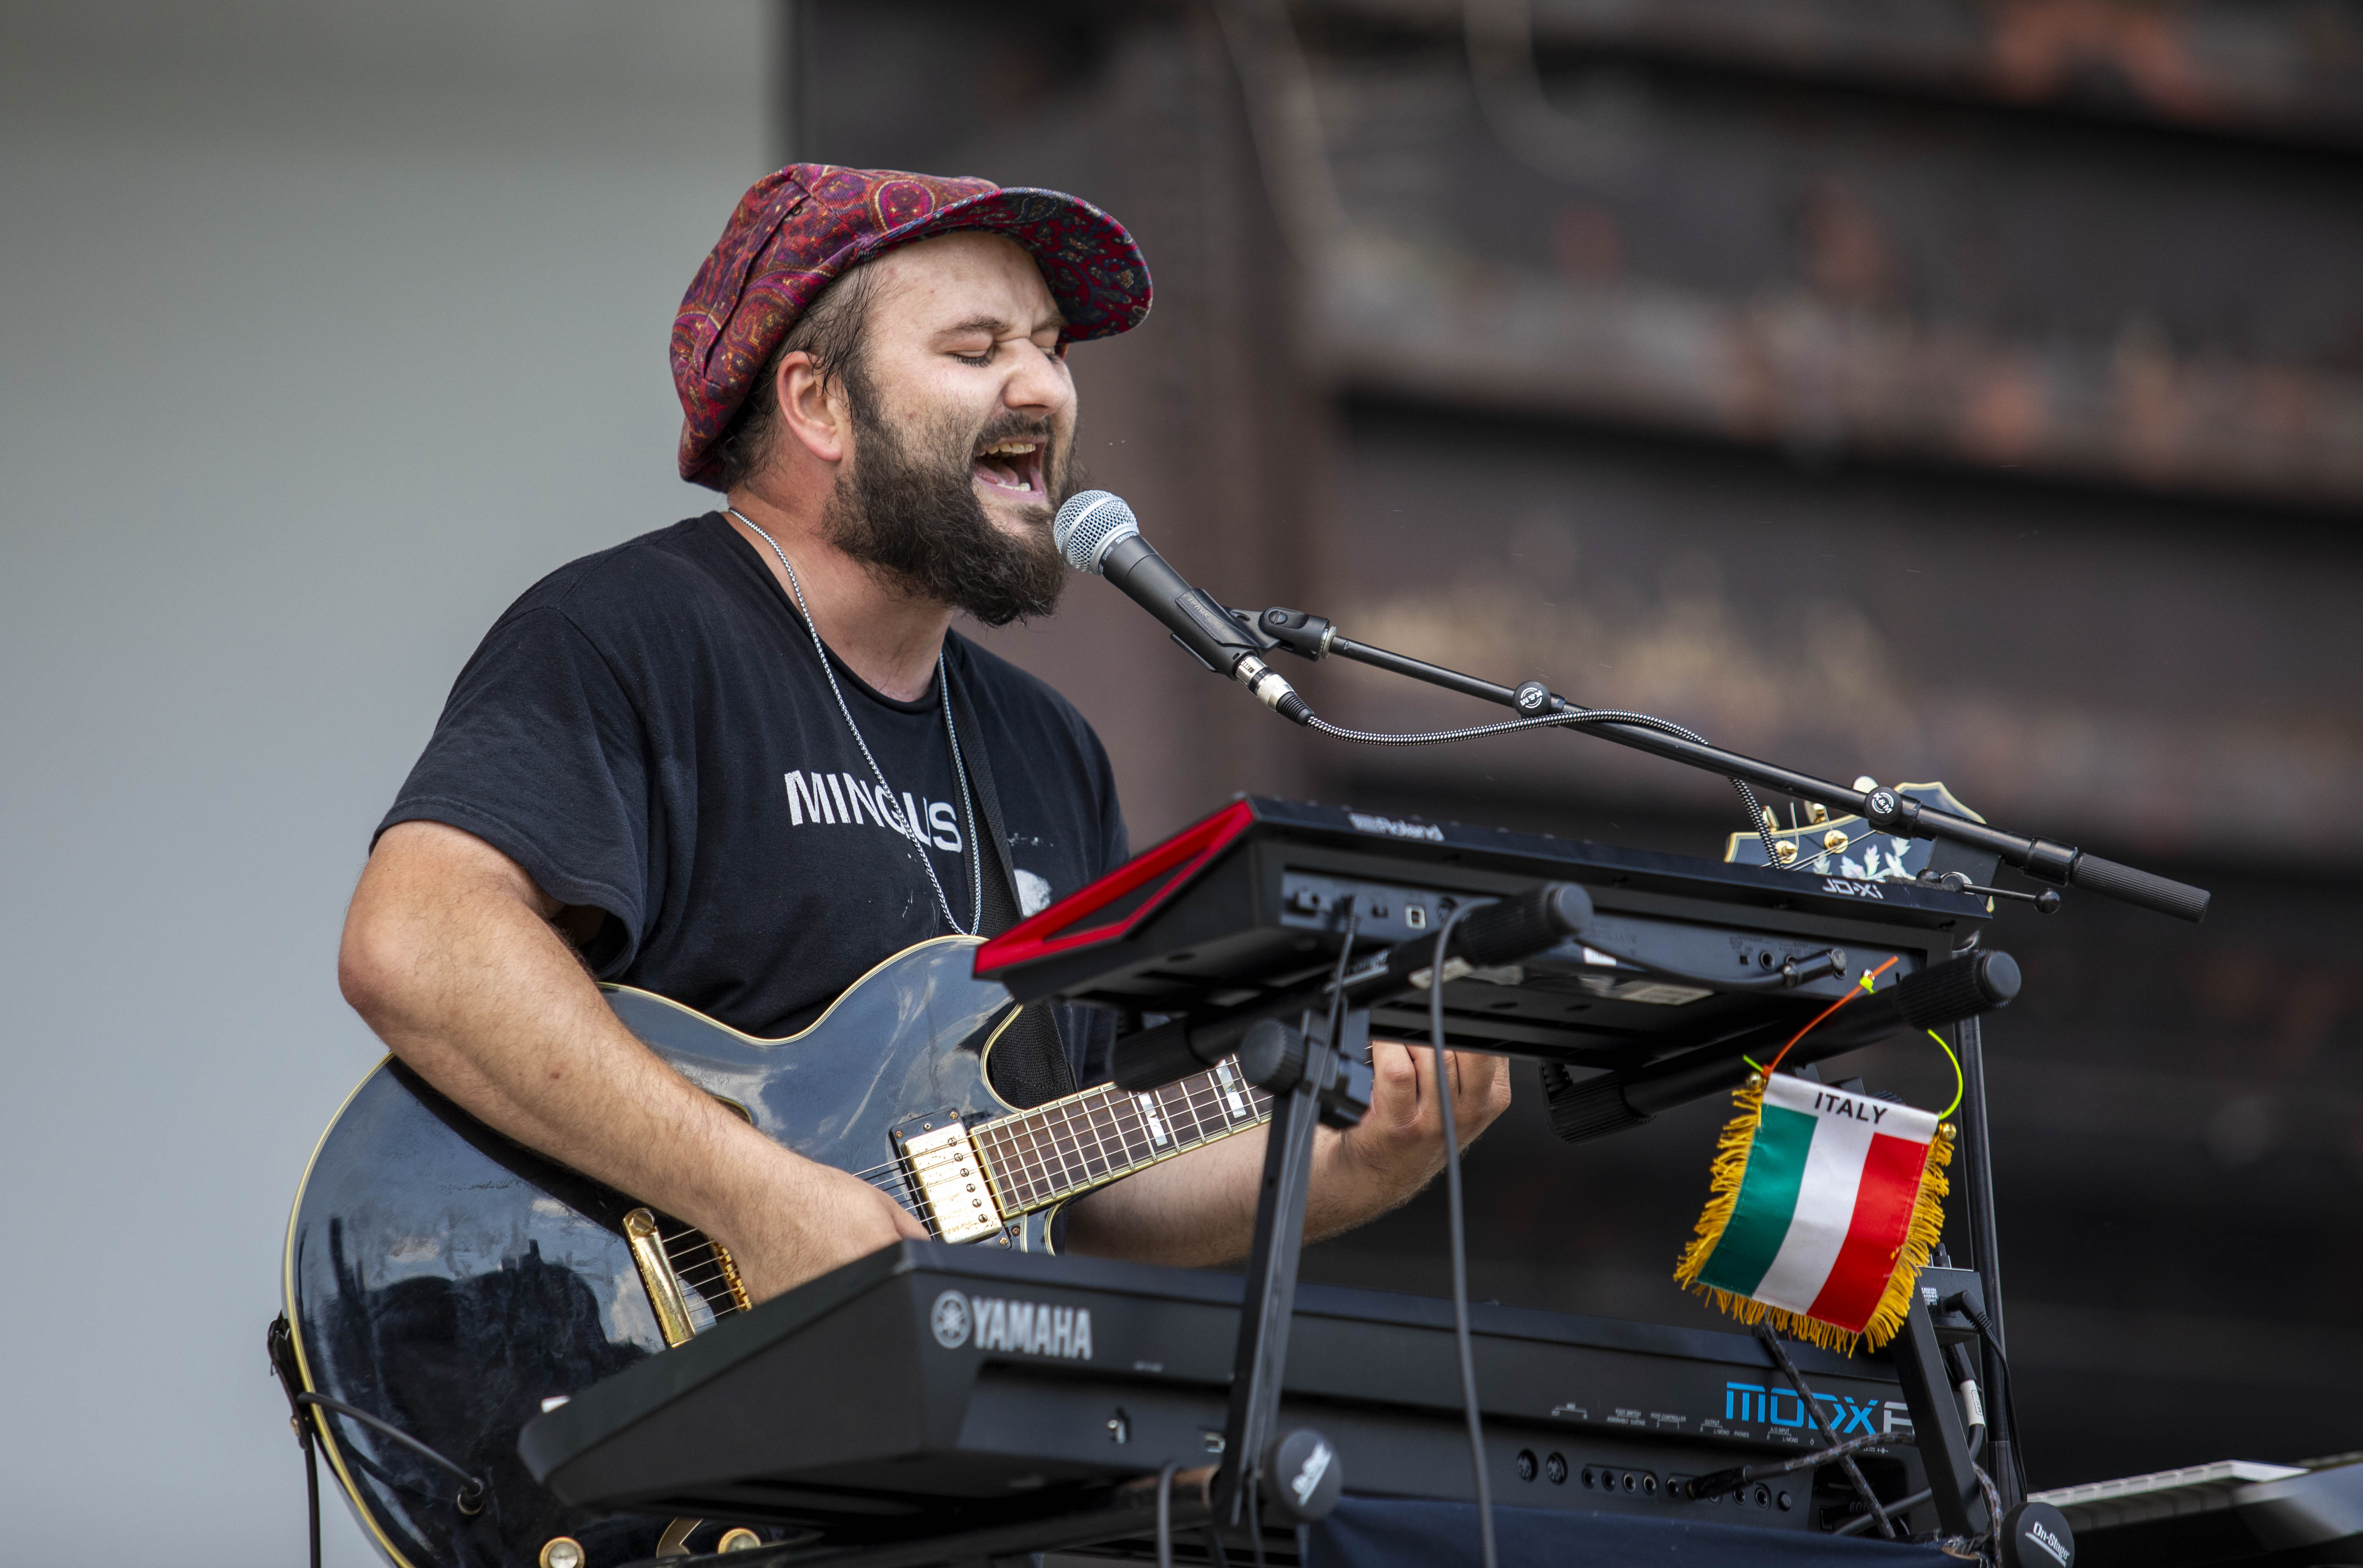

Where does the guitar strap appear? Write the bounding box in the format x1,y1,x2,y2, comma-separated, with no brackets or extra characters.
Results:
946,666,1079,1109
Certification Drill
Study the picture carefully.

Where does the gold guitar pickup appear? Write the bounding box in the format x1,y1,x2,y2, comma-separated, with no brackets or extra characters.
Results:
899,1122,1003,1244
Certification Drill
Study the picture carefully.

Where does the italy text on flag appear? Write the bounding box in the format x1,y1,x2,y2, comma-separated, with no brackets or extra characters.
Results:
1675,1073,1951,1350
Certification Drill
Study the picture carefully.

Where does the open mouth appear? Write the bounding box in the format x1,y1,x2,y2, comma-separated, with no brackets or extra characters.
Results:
972,437,1047,498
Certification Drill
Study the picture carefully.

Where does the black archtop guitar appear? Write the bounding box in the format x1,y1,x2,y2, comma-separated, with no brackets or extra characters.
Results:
279,935,1273,1568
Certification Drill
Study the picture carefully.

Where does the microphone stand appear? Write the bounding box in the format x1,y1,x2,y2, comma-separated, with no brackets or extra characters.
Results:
1246,607,2211,925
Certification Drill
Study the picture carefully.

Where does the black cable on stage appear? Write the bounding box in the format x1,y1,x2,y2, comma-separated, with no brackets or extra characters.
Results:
1830,1425,1986,1538
1427,906,1498,1568
301,1415,322,1568
1246,1464,1270,1568
1948,1295,2029,1499
1323,909,1362,1062
1754,1323,1898,1539
1155,1460,1179,1568
296,1392,487,1514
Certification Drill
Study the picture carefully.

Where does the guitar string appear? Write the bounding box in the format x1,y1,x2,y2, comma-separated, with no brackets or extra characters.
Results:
1079,1097,1129,1179
1005,1094,1106,1207
965,1068,1238,1216
657,1072,1285,1332
1009,1089,1137,1201
1004,1076,1269,1205
630,1040,1286,1298
654,1069,1271,1236
793,1062,1259,1192
1068,1088,1150,1183
738,1084,1205,1196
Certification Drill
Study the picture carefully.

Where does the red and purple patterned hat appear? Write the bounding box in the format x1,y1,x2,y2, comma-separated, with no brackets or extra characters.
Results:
672,163,1153,489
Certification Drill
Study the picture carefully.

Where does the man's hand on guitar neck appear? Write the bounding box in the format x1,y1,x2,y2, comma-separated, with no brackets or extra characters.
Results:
1324,1037,1516,1211
340,821,923,1310
1060,1039,1512,1266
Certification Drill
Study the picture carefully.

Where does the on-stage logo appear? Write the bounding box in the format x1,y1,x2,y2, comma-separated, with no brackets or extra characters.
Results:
1820,876,1886,900
1291,1439,1335,1506
1723,1382,1909,1436
931,1293,1095,1360
930,1290,972,1349
1348,812,1444,843
2024,1519,2071,1566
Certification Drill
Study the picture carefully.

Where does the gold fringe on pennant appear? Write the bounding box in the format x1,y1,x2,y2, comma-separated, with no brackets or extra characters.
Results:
1671,1074,1765,1294
1671,1077,1957,1354
1857,1125,1953,1350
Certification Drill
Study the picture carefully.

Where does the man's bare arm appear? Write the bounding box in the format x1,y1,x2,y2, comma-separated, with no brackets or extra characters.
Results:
1058,1040,1513,1265
338,820,923,1304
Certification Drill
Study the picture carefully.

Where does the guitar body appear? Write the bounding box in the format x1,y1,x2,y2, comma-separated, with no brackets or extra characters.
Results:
282,936,1033,1568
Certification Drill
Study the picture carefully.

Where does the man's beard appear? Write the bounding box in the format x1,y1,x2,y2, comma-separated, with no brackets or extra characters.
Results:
821,364,1077,627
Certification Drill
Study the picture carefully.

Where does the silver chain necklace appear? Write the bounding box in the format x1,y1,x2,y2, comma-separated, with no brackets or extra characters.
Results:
729,508,982,937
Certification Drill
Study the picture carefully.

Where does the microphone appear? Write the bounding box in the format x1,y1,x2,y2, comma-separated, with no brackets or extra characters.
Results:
1054,490,1312,725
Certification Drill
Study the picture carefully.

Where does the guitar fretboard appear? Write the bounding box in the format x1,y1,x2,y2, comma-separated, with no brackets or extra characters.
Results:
971,1062,1274,1216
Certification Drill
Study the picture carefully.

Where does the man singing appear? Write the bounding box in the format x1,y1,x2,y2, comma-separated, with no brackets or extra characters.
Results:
338,164,1508,1306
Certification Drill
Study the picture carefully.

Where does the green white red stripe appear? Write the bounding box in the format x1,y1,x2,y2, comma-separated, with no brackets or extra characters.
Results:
1693,1075,1941,1333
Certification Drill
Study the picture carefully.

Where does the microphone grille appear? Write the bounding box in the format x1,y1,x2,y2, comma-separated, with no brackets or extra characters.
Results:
1053,490,1139,576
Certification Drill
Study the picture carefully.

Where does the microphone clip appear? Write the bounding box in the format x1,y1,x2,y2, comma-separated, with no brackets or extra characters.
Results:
1165,604,1279,675
1257,607,1336,660
1165,614,1314,725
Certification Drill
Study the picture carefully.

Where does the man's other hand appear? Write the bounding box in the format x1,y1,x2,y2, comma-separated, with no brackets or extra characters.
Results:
1057,1039,1511,1267
1320,1040,1513,1219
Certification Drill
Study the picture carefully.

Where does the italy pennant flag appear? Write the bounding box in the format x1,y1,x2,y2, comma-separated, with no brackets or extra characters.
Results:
1675,1073,1953,1351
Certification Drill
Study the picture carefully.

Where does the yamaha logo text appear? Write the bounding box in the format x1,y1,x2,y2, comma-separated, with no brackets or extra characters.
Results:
930,1290,1094,1360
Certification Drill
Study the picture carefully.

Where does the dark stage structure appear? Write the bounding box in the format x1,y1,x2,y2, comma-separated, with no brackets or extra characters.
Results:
787,0,2363,1490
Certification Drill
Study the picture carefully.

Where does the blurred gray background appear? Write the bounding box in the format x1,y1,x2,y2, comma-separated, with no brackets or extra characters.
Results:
0,4,778,1561
5,1,2361,1561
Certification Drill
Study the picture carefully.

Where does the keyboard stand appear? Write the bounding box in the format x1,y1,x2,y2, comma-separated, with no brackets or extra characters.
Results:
1214,1003,1371,1529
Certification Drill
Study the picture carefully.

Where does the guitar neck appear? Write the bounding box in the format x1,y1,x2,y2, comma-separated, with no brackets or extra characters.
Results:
971,1061,1274,1218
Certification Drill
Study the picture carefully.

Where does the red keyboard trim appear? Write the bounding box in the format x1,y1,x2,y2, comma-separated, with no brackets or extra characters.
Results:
974,798,1256,977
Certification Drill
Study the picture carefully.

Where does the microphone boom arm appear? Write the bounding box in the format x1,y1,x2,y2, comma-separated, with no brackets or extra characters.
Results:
1250,606,2209,924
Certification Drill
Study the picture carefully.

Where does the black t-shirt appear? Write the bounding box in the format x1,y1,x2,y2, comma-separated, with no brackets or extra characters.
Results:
377,512,1128,1083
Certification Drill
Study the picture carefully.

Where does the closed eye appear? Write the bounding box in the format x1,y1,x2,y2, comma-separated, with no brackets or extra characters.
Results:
941,315,1068,368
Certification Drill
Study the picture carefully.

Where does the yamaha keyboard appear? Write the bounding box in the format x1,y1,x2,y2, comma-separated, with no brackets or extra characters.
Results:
520,1243,1931,1545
